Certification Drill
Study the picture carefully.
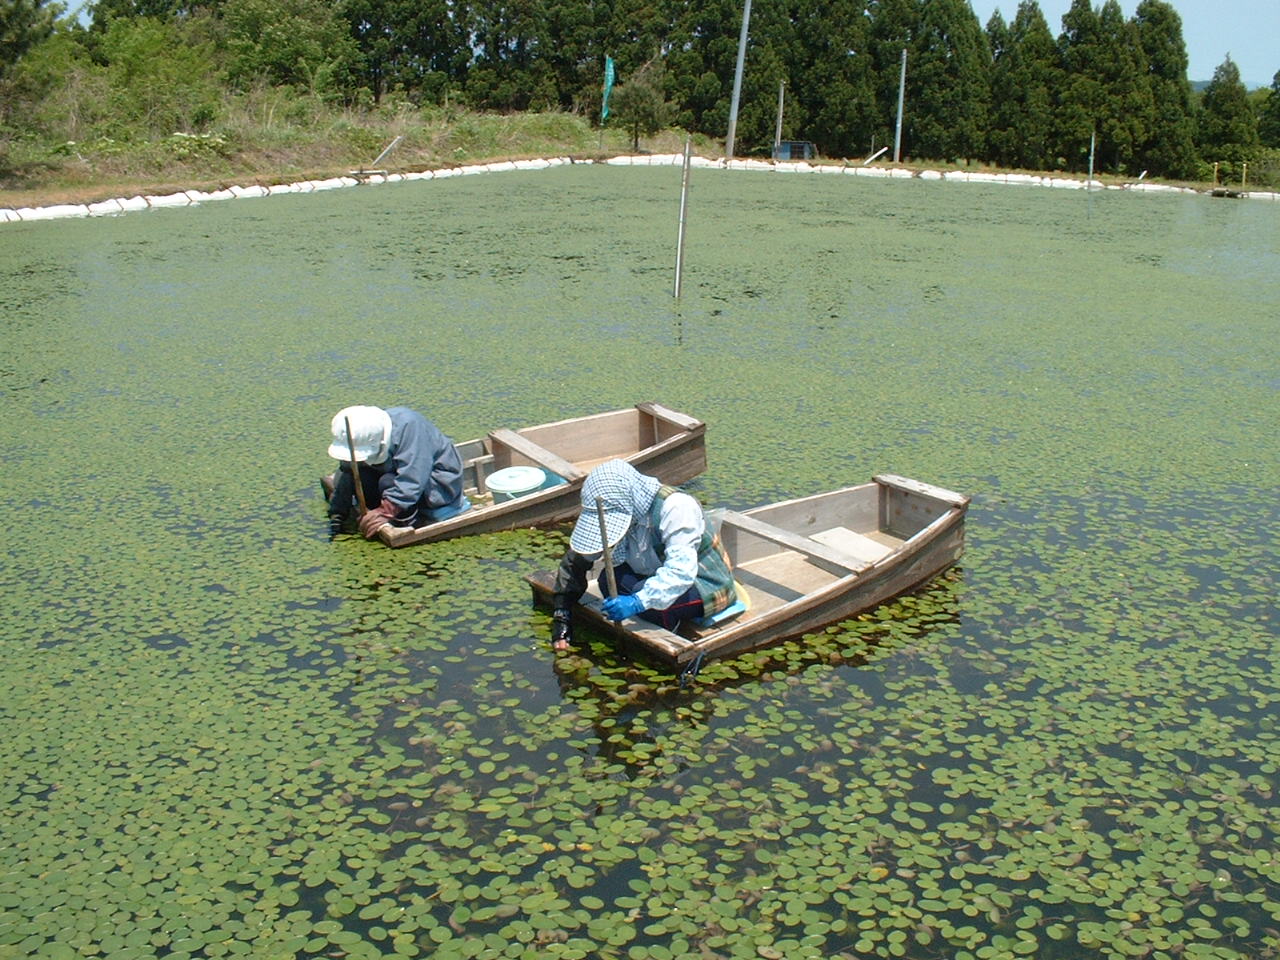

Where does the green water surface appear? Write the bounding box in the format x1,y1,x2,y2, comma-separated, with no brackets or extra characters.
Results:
1,167,1277,959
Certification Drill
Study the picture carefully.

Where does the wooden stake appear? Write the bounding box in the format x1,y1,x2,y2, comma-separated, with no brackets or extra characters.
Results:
344,416,368,517
596,497,618,599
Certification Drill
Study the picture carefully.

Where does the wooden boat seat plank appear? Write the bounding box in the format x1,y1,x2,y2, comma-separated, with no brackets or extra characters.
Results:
737,551,842,597
810,526,899,564
721,511,868,575
489,428,587,482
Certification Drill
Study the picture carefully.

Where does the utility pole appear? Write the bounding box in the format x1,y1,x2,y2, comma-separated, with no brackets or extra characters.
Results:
725,0,753,160
893,48,907,163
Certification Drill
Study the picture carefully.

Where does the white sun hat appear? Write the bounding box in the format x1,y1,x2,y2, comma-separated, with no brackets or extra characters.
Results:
569,459,659,555
328,406,393,464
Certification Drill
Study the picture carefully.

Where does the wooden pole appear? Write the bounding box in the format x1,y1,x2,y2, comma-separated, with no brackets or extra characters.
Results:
596,497,618,599
344,416,368,517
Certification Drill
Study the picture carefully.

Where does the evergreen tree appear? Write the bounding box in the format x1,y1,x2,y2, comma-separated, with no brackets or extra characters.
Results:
1091,0,1152,172
1257,70,1280,148
223,0,358,95
791,0,876,157
1,0,58,81
535,0,607,113
88,0,218,27
908,0,989,160
725,0,800,155
1197,55,1259,162
1133,0,1196,177
866,0,920,153
611,58,671,151
344,0,469,103
462,2,560,111
1055,0,1151,173
598,0,674,121
1054,0,1103,168
664,0,741,140
986,8,1008,61
988,1,1058,169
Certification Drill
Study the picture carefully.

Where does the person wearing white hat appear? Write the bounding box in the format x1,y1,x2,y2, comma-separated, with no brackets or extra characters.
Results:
325,405,468,538
549,459,737,650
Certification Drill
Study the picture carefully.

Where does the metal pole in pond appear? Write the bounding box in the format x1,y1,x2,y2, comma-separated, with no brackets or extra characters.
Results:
725,0,753,160
893,48,907,163
773,81,785,159
674,137,692,299
1088,129,1096,189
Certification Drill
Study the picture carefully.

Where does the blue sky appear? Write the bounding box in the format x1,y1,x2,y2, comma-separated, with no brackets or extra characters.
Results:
969,0,1279,87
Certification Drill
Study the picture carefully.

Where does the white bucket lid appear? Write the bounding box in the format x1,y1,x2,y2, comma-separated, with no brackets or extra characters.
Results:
486,465,547,494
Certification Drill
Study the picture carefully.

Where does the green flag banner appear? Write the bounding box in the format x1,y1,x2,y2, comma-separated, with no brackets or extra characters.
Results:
601,56,616,120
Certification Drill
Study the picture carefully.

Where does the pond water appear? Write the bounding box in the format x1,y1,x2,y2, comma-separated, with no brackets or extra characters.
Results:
1,167,1277,960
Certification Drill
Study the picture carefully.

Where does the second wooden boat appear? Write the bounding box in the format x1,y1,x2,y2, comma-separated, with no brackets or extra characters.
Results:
369,403,706,547
527,474,969,671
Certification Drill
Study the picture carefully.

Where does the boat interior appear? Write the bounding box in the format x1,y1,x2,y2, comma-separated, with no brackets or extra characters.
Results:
456,404,699,505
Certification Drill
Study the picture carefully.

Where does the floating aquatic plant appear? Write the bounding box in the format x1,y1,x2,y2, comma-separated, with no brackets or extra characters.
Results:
1,168,1277,958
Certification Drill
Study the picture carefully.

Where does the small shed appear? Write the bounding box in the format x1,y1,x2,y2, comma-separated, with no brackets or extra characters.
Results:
773,141,817,161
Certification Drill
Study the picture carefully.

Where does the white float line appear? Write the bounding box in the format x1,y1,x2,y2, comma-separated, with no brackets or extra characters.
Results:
0,153,1251,223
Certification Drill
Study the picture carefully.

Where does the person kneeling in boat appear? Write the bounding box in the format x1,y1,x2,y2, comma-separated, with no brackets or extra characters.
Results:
325,405,469,539
550,459,737,650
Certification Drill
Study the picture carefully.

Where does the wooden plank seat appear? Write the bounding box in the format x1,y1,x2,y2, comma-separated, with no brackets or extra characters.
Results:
488,428,587,483
810,526,901,565
720,511,870,575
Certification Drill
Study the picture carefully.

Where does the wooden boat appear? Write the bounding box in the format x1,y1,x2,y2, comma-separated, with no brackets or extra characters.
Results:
363,403,706,547
527,474,969,672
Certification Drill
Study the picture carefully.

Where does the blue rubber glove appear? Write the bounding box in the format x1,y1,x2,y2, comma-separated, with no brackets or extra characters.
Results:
602,593,644,621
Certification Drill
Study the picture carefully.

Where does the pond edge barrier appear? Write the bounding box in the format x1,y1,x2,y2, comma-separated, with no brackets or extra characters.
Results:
3,154,1277,224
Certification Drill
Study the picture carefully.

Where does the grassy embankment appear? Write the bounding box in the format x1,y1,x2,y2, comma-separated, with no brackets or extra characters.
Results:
0,104,716,209
0,100,1229,209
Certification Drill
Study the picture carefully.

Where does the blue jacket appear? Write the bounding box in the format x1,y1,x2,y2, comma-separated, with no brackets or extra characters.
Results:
369,407,463,513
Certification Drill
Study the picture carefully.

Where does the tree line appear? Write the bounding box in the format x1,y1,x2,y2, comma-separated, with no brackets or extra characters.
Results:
3,0,1279,182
